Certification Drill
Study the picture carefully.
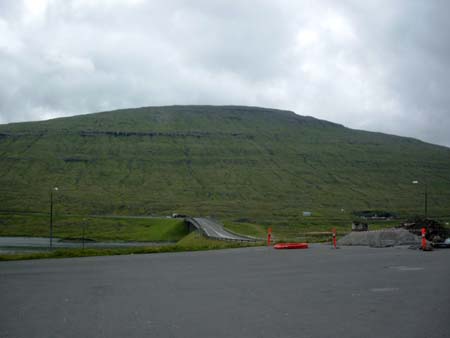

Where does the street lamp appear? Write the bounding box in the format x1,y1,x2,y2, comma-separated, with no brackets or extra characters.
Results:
82,218,87,250
412,180,428,219
49,187,58,249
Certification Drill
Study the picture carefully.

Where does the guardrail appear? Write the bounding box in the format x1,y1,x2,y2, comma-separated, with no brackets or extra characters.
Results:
184,217,205,235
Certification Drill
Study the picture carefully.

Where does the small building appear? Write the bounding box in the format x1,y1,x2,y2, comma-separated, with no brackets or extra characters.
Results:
352,221,368,232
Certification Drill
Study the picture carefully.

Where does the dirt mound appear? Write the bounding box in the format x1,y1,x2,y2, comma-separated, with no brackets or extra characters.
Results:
337,228,421,248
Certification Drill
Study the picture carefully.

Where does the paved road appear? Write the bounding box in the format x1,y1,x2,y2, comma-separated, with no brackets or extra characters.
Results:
0,237,171,254
1,245,449,338
192,217,255,241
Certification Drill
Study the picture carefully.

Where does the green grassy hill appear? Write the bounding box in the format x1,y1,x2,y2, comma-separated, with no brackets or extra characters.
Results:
1,105,449,225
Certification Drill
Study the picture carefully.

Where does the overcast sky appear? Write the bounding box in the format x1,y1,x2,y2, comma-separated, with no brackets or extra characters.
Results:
0,0,449,147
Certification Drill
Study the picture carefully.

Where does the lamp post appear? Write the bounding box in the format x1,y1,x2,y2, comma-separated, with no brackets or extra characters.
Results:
49,187,58,249
82,218,87,250
412,180,428,219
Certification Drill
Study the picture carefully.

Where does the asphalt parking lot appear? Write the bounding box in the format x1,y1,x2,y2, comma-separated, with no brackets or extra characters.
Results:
1,244,449,338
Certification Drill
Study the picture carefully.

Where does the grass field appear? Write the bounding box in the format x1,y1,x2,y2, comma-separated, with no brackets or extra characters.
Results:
223,217,417,242
0,230,260,261
1,212,448,261
1,105,449,259
0,212,188,242
1,105,449,223
4,210,441,243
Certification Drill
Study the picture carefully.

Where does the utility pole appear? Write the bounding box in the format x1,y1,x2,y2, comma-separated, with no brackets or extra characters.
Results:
82,218,86,250
49,187,58,249
50,190,53,249
412,180,428,219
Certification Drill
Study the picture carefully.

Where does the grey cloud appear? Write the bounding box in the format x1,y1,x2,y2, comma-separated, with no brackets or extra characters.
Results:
338,0,450,145
0,0,449,147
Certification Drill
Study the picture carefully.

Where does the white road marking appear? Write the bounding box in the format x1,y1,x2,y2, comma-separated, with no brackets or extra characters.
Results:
370,288,399,292
389,266,424,271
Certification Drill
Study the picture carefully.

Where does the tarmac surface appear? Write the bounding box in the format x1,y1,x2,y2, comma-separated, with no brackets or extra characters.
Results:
0,236,171,254
191,217,254,241
1,245,449,338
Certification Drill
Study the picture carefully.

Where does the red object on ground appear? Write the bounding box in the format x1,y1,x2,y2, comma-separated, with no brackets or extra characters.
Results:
274,243,309,250
421,227,426,250
332,228,337,249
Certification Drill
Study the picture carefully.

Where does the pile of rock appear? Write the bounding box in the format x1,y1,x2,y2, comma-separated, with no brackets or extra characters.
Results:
337,228,421,248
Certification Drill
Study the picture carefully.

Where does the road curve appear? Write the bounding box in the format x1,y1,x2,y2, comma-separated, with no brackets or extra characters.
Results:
188,217,256,242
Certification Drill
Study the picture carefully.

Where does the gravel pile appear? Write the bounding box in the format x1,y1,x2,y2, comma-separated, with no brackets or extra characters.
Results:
337,228,422,248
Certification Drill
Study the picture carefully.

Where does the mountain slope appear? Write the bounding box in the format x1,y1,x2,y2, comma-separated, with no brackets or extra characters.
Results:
1,105,449,222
